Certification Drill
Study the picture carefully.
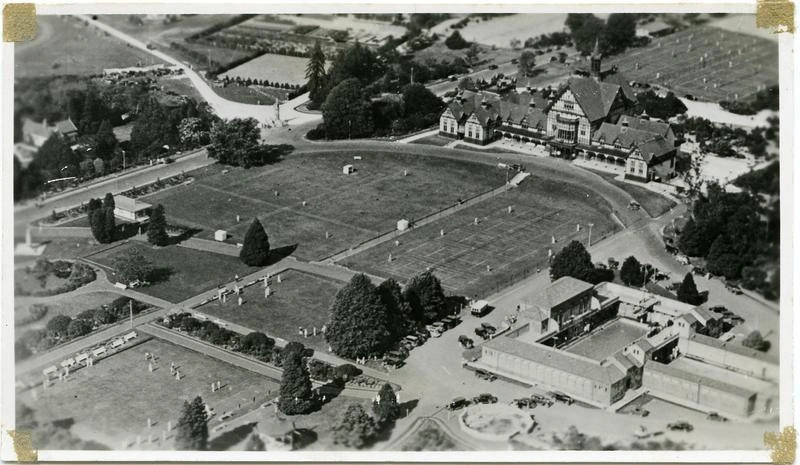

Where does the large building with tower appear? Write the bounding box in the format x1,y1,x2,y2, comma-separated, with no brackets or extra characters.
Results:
468,277,778,418
439,41,678,183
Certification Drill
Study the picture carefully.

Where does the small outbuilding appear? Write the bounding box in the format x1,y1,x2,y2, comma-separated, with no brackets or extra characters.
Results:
397,219,409,231
114,195,152,223
214,230,228,241
343,164,355,175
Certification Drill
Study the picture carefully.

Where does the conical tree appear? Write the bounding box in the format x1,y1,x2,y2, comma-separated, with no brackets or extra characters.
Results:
147,204,169,246
306,40,328,107
239,218,270,266
278,349,316,415
174,396,209,450
677,272,702,305
373,383,399,427
404,271,446,323
326,274,392,358
87,198,106,243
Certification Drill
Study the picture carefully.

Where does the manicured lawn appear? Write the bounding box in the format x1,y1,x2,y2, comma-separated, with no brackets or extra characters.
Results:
143,151,506,261
341,176,619,297
15,15,165,78
410,134,454,147
15,291,124,328
196,269,343,351
212,84,276,105
88,242,256,303
220,53,309,85
592,171,677,218
18,337,278,450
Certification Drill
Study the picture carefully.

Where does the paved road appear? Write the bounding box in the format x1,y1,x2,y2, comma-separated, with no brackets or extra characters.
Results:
13,149,215,238
80,15,322,128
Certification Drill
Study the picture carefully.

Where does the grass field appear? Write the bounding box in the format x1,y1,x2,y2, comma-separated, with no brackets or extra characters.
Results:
158,76,206,102
18,337,278,450
592,171,677,218
410,134,454,147
143,151,506,261
340,177,619,297
195,269,343,351
97,14,227,45
15,291,123,328
220,53,309,85
212,83,276,105
88,242,256,303
15,15,165,78
604,25,778,103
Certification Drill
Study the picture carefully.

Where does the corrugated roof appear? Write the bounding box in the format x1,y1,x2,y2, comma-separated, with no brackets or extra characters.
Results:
688,333,779,366
646,358,758,399
484,336,627,385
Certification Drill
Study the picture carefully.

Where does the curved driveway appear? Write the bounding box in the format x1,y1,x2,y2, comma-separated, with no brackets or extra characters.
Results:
78,15,322,127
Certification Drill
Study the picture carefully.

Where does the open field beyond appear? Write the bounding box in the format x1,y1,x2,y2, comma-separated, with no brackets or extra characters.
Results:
143,152,506,261
340,177,620,297
220,53,309,85
15,291,123,328
195,269,344,351
15,15,165,78
18,337,279,450
88,242,256,303
604,25,778,103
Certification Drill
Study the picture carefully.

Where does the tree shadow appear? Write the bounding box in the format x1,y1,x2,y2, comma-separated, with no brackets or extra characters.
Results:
397,399,419,420
168,228,203,246
148,267,175,284
52,417,75,429
208,422,257,451
267,244,298,265
316,379,345,406
245,144,294,168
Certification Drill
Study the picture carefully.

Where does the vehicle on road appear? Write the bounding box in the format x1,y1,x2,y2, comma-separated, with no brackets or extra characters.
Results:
480,322,496,334
426,325,442,338
531,394,554,407
448,397,470,410
709,305,728,314
219,411,234,422
628,200,641,210
667,421,694,432
474,327,490,340
459,335,475,349
442,315,461,328
474,369,497,382
707,412,729,422
488,64,499,70
514,397,534,409
470,299,491,317
548,391,574,405
630,406,650,417
473,393,498,404
726,283,743,295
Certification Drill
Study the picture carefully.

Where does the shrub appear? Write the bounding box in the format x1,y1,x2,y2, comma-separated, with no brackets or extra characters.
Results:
333,363,363,382
28,304,48,323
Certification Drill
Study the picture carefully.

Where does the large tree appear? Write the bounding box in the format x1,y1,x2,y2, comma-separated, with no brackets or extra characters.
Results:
239,218,270,266
403,271,446,323
207,118,265,167
603,13,637,54
278,348,317,415
306,40,328,108
326,273,393,358
333,403,377,448
517,50,537,77
677,272,702,305
400,83,445,130
444,30,469,49
550,240,595,282
321,78,374,140
102,193,116,243
147,204,169,246
373,383,399,427
565,13,606,54
112,247,154,283
619,256,644,287
87,198,106,243
377,278,412,338
174,396,209,450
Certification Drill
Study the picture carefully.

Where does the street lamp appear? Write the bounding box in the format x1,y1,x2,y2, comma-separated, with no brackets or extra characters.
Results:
587,223,594,247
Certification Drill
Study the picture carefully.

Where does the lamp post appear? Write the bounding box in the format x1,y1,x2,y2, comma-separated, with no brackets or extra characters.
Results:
587,222,594,247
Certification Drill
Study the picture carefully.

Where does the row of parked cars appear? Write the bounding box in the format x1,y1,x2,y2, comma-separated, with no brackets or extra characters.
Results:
384,316,462,368
447,393,499,411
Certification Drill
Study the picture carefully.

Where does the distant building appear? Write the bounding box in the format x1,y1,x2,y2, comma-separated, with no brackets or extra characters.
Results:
636,19,675,38
438,41,678,182
113,195,152,223
21,117,78,147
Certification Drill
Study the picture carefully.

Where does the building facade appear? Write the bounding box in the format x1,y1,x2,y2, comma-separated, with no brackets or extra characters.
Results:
439,43,678,182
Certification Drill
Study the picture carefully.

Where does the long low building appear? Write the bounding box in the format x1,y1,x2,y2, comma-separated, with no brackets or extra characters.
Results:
643,357,777,418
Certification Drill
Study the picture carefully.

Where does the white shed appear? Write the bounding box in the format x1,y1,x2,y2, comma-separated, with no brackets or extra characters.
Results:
397,219,409,231
214,230,227,241
343,164,355,175
42,366,58,377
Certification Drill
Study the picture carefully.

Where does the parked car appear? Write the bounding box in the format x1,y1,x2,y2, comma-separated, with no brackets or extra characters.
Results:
707,412,728,422
726,284,743,295
458,335,475,349
514,397,534,408
631,406,650,417
448,397,469,410
531,394,554,407
473,393,498,404
219,411,234,422
667,421,694,432
628,200,641,210
488,64,499,70
481,322,496,334
709,305,728,314
474,327,490,340
426,325,441,338
692,266,707,275
548,391,574,405
474,369,497,382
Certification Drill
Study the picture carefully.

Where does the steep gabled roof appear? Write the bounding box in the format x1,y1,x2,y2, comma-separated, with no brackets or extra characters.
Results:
566,77,622,122
618,115,673,142
601,71,637,103
54,118,78,134
22,118,53,140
